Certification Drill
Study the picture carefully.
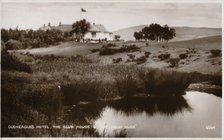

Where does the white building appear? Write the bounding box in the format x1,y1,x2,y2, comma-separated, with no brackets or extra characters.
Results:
83,23,113,41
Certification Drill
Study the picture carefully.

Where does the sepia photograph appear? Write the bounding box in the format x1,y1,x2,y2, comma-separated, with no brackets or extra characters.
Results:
1,0,222,138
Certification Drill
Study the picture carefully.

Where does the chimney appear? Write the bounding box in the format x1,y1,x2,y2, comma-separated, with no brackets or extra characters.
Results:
59,21,61,26
48,22,51,27
93,22,95,25
43,24,46,27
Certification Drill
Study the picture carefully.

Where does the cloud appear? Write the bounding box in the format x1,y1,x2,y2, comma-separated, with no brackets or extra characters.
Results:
1,3,221,31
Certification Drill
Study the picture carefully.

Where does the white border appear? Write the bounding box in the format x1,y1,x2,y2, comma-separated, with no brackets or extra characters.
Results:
0,0,223,140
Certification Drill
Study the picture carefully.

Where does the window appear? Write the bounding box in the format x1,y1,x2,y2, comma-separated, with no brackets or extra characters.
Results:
91,32,96,38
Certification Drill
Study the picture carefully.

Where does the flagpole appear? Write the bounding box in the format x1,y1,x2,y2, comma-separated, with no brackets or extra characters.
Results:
80,9,81,20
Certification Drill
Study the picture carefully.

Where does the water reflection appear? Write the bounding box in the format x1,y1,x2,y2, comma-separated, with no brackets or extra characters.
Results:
108,96,192,116
94,91,221,137
63,101,106,124
62,91,221,137
64,95,192,124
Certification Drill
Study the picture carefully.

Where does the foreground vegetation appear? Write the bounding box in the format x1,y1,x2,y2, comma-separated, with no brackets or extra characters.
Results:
1,47,222,136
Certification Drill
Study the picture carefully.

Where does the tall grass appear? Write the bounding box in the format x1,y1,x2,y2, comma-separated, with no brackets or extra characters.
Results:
138,69,191,95
32,58,220,97
1,71,58,136
115,74,140,97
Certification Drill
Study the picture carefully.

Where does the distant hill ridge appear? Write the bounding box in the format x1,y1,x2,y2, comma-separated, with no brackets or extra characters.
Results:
113,25,222,41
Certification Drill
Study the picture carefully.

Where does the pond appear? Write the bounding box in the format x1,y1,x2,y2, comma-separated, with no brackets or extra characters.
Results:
65,91,221,137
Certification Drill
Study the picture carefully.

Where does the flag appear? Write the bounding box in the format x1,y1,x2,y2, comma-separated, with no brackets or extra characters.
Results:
81,8,87,12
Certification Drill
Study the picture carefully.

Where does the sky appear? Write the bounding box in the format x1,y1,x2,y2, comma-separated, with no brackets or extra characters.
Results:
1,2,222,31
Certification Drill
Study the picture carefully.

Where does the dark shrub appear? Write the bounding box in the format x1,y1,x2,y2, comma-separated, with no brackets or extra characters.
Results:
113,58,122,63
99,45,140,55
186,48,197,54
91,49,100,53
169,58,180,68
120,44,140,52
145,51,151,58
210,49,221,57
106,43,116,47
162,45,168,48
5,39,21,50
127,54,135,60
135,56,147,64
1,50,32,73
179,53,188,59
61,79,101,105
99,48,116,55
126,59,131,62
145,43,149,46
158,53,170,60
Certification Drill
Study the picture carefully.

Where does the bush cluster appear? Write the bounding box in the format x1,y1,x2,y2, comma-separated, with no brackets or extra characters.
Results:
179,53,188,59
210,49,221,57
1,28,69,50
102,43,116,48
134,56,147,64
113,57,123,63
158,53,170,60
1,49,32,73
169,58,180,68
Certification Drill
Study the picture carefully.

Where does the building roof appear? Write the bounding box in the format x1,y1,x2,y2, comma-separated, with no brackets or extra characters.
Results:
39,23,112,33
51,24,72,32
39,26,51,31
89,24,111,33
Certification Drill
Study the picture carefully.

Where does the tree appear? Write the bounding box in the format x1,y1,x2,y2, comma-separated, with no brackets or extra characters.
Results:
141,26,151,40
161,25,176,42
168,28,176,41
133,23,176,43
71,19,90,42
115,35,121,41
1,29,10,42
134,32,143,40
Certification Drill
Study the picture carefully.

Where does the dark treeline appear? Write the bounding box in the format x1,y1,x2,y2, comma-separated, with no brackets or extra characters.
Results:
134,23,176,42
1,28,71,50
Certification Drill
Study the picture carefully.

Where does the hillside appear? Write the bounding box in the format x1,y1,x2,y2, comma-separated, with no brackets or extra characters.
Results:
16,35,221,57
113,25,221,41
113,25,147,41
